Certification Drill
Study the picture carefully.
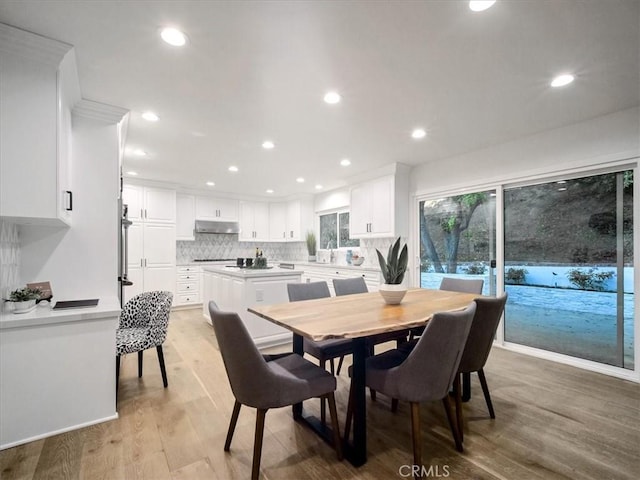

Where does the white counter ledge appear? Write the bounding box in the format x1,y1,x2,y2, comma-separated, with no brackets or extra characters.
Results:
1,295,120,450
202,265,306,278
0,296,121,330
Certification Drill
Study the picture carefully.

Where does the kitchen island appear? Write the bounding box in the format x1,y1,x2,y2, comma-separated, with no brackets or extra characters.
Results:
202,265,303,348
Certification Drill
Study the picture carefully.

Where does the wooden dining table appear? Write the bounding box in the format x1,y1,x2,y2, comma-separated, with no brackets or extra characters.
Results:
248,287,480,466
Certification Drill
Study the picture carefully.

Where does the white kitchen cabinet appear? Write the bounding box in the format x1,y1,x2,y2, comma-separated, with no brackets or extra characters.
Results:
268,203,288,241
268,199,313,242
349,168,410,239
239,201,269,241
0,24,80,226
124,222,176,303
174,265,201,306
122,184,175,223
176,194,196,241
195,196,238,222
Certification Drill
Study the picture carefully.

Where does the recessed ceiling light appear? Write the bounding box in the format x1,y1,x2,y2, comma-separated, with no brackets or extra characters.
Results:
551,74,575,88
142,111,159,122
160,27,187,47
266,189,274,194
469,0,496,12
556,180,567,184
558,187,567,191
133,148,148,157
206,181,215,186
324,91,341,104
126,171,138,176
315,184,323,190
228,166,239,172
340,159,351,167
296,177,305,183
262,141,275,150
411,128,426,139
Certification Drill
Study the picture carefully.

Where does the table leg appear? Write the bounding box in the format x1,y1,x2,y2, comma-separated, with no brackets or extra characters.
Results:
347,337,368,466
462,372,471,402
293,333,304,419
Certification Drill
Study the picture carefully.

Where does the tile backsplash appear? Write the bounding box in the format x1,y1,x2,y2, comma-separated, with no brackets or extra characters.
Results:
177,234,307,263
177,233,401,268
0,221,20,299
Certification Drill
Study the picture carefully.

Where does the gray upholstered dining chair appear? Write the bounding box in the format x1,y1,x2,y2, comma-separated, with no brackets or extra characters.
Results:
408,277,484,341
116,290,173,395
344,303,476,468
287,281,354,375
287,281,354,423
209,301,342,480
332,277,409,374
453,293,508,441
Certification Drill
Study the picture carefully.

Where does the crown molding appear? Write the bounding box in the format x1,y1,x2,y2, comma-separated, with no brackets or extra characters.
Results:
0,22,71,66
73,99,129,124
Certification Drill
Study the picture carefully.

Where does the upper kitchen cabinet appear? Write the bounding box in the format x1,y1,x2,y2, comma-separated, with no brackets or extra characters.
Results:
269,199,313,242
349,165,410,239
122,184,176,223
239,201,269,242
0,24,81,226
195,196,238,222
176,194,196,241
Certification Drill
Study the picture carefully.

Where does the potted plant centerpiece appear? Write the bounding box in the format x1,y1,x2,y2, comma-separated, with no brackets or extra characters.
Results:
7,286,42,313
376,237,408,304
306,230,317,262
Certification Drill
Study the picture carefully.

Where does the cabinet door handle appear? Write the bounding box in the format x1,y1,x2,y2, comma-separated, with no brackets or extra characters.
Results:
65,191,73,211
145,258,147,267
290,230,293,238
145,209,148,219
140,258,144,267
141,208,144,219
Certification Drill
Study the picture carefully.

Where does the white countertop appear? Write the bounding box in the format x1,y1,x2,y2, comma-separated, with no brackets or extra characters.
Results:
202,265,304,278
292,261,381,273
0,296,121,330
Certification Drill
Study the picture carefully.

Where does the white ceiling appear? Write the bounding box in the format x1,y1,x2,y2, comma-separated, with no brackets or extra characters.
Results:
0,0,638,198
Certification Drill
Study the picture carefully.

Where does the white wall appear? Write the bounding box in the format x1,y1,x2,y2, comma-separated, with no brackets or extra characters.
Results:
314,187,350,212
411,107,640,194
19,115,120,300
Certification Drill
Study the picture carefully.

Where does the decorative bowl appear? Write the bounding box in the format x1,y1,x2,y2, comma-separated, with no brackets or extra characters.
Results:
352,257,365,266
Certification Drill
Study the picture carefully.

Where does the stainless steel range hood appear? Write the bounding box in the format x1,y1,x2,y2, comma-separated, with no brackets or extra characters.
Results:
194,220,240,234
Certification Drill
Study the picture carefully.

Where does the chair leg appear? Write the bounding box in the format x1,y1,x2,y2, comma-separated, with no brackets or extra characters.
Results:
326,393,343,461
329,358,335,375
410,402,422,471
336,356,344,376
224,400,242,451
138,350,143,377
391,398,399,413
453,373,463,442
252,409,267,480
370,389,377,402
442,396,463,452
156,345,168,388
115,355,120,397
478,368,495,419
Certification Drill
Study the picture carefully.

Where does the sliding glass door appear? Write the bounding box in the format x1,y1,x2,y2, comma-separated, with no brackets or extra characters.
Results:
419,191,496,296
503,171,634,369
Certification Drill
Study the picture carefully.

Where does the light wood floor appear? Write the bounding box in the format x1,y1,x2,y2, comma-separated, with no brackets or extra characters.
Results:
2,307,639,479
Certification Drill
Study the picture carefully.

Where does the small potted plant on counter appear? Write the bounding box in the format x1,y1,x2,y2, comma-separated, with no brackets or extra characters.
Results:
7,286,42,313
376,237,408,304
306,230,317,262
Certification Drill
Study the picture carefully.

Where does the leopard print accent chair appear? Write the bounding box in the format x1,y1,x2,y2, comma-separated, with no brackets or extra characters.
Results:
116,291,173,394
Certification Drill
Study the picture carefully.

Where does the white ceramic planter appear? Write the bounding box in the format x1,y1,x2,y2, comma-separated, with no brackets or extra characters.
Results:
308,255,317,262
11,299,37,314
378,283,407,305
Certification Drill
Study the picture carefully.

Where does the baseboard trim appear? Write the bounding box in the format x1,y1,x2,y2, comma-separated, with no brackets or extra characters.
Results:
255,332,293,350
0,413,119,451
